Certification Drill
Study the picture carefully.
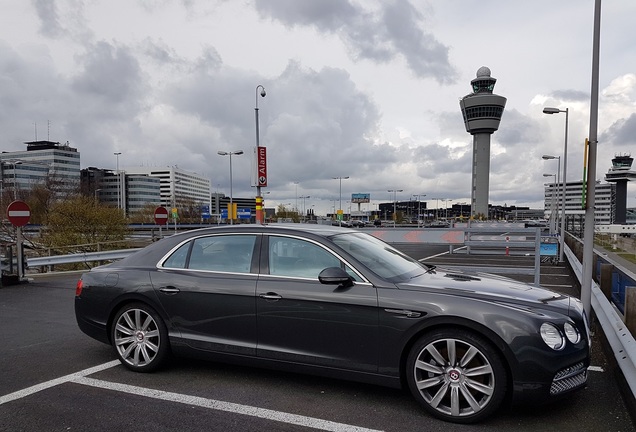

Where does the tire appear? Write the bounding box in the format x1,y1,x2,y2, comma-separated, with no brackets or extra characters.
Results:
111,303,170,372
406,329,507,424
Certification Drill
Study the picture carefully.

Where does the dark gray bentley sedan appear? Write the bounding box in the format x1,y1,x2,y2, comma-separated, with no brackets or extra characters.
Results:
75,224,590,423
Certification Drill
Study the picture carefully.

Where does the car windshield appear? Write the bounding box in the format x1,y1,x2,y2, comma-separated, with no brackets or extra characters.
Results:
330,232,425,282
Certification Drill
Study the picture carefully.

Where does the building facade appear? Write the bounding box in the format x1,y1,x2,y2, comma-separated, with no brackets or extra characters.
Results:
544,180,615,225
0,141,81,200
122,167,210,209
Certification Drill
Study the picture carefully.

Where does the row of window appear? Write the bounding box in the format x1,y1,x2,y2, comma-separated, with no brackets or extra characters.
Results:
462,105,504,120
162,234,362,281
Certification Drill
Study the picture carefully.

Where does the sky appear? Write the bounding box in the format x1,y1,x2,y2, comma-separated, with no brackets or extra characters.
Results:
1,0,635,216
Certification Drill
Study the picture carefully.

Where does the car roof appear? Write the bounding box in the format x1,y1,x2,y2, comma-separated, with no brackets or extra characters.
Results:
186,223,357,237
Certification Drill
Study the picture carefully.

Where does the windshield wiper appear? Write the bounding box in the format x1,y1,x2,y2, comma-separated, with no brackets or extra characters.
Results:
424,264,436,274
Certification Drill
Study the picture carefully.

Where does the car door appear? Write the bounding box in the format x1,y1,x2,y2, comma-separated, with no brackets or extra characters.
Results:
150,233,259,356
256,234,379,373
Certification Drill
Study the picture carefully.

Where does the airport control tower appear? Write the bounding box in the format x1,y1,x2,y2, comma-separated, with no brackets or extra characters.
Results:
604,154,636,224
459,67,507,219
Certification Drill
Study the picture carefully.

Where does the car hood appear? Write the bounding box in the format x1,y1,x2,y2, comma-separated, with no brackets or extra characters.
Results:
397,266,576,317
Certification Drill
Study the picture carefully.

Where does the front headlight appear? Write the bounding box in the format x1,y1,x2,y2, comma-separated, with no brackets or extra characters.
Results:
564,322,581,344
540,323,565,350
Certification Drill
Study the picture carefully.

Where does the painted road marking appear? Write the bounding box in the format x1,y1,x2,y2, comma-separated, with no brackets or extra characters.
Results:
75,377,384,432
1,361,384,431
0,360,120,405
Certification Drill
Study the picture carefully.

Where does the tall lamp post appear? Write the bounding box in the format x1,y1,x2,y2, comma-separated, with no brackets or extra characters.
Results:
114,152,122,210
11,161,23,200
218,150,243,225
388,189,403,225
333,176,349,225
413,193,426,226
542,154,562,254
543,106,569,263
255,85,266,224
543,173,557,235
299,195,310,221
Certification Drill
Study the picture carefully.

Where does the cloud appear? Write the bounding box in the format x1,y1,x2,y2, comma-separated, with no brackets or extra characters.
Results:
253,0,457,83
32,0,65,38
601,114,636,148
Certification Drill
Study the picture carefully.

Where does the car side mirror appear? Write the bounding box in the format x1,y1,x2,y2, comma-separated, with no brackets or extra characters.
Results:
318,267,354,288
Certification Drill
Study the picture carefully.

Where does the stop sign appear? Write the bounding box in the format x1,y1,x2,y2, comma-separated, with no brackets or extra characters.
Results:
7,200,31,227
154,206,169,225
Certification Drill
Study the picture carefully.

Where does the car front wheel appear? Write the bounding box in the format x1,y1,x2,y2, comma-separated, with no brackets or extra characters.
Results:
111,303,169,372
406,329,507,423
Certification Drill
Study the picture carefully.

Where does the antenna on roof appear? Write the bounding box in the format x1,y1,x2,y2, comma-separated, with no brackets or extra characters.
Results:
34,122,37,141
48,120,50,141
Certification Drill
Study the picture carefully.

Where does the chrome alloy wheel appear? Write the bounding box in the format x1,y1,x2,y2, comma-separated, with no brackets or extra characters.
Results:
114,307,161,368
410,335,503,420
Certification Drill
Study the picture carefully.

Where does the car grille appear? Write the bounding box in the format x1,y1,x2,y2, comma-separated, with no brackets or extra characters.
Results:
550,362,587,395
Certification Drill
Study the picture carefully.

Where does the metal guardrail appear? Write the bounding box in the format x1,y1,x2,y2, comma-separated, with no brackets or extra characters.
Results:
26,249,141,268
565,243,636,401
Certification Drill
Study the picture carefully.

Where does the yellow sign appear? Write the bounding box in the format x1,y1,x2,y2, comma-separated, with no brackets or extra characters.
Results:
227,203,237,219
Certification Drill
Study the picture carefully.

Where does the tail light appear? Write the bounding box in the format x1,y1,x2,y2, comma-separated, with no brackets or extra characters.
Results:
76,279,83,296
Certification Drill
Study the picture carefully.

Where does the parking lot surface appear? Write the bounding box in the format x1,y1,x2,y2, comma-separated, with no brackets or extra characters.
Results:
1,248,634,431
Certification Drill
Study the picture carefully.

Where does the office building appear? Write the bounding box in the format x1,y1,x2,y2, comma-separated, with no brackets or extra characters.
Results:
0,141,80,199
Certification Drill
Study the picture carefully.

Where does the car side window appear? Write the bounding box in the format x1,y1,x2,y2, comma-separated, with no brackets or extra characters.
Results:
162,242,190,269
268,236,360,280
187,235,257,273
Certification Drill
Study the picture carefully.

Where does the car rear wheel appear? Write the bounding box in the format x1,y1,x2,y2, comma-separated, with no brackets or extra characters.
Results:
406,329,507,424
111,303,169,372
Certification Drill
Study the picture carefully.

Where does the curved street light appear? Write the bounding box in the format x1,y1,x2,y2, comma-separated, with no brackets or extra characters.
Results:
388,189,403,226
413,193,426,226
218,150,244,225
333,177,349,225
543,106,569,262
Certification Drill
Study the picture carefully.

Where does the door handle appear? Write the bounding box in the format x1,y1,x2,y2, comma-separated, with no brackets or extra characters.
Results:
159,286,180,294
259,292,282,300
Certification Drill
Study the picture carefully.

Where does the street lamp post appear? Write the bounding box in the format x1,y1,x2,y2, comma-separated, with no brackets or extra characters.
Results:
388,189,403,225
218,150,244,225
445,199,454,220
11,161,22,200
413,193,426,226
299,195,310,221
543,173,557,235
255,85,266,224
114,152,121,210
543,107,569,263
333,176,349,225
542,154,562,251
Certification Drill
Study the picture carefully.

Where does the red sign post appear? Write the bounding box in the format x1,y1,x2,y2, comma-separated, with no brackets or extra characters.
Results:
6,200,30,281
7,200,31,227
154,206,169,225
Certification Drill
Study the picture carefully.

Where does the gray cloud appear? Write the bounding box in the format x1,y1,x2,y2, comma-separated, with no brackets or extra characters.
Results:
600,113,636,148
254,0,457,83
32,0,65,38
550,89,589,102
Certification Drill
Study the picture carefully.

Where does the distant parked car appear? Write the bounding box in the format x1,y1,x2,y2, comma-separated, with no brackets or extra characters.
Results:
75,224,590,424
350,220,366,228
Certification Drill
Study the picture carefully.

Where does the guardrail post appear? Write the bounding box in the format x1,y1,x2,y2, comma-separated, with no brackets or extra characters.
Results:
600,263,614,300
627,286,636,336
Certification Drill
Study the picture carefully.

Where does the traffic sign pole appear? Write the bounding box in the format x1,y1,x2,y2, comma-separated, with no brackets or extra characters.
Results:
7,201,31,281
153,207,169,240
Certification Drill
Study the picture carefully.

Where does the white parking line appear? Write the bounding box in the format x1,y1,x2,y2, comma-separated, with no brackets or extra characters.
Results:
75,377,384,431
1,361,384,432
0,360,120,405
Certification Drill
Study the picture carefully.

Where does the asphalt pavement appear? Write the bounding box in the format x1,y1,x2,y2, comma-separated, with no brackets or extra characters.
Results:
1,247,635,431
